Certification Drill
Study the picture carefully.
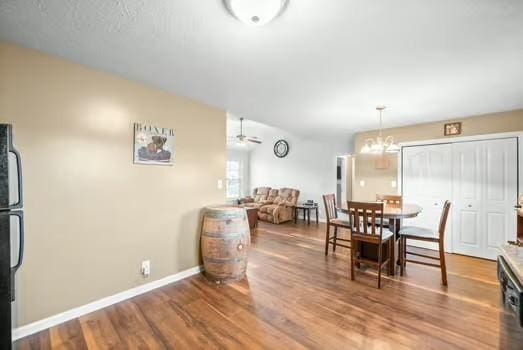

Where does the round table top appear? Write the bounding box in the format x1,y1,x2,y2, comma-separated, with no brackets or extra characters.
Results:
337,203,423,219
296,203,319,208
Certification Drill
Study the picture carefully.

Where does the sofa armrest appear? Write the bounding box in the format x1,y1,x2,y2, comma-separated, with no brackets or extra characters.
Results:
239,197,254,204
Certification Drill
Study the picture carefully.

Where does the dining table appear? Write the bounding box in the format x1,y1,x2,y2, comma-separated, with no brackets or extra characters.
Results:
337,203,423,276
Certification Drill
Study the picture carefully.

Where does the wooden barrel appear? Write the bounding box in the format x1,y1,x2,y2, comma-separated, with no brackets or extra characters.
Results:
201,206,250,283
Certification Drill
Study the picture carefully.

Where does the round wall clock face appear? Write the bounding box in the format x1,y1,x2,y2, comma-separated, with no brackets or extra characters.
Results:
274,139,289,158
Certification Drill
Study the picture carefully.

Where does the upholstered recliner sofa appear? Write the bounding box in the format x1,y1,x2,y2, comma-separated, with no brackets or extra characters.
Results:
258,188,300,224
240,187,271,209
240,187,300,224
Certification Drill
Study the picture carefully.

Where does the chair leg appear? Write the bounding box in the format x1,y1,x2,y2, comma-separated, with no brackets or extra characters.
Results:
387,239,390,276
377,240,383,289
399,237,404,276
403,237,407,268
333,226,338,252
439,240,448,286
324,224,330,256
350,240,355,281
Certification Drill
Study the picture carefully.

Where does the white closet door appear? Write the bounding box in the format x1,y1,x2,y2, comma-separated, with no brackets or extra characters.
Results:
402,144,452,251
452,138,517,260
483,139,517,258
452,141,484,257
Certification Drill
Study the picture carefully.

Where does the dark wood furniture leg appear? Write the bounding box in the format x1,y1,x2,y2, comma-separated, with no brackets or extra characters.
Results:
395,218,401,267
324,223,330,256
439,239,447,286
387,218,402,276
307,208,310,225
377,238,383,288
399,237,404,276
350,239,356,280
315,207,318,224
333,226,338,252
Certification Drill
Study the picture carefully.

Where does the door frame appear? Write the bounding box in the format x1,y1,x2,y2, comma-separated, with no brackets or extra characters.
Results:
397,131,523,253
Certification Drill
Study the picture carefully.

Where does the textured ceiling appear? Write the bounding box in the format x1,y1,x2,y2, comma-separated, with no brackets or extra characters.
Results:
1,0,522,137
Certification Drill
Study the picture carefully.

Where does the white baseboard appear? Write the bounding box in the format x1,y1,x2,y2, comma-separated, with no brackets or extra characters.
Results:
13,265,203,341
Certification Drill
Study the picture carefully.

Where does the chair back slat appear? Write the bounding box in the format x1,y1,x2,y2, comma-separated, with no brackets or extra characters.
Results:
438,201,451,240
347,201,384,240
376,194,403,208
322,194,338,222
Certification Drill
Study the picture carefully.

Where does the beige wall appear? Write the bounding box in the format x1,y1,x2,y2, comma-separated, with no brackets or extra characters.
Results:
353,110,523,201
0,42,226,326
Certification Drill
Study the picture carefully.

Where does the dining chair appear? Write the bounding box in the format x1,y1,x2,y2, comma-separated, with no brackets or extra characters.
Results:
376,194,403,207
375,194,403,228
399,201,451,286
347,201,394,289
322,194,351,256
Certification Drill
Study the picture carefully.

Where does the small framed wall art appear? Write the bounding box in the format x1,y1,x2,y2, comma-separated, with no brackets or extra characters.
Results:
444,122,462,136
134,123,175,165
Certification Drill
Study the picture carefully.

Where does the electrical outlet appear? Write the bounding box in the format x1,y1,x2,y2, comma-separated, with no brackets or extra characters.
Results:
217,179,223,189
141,260,150,277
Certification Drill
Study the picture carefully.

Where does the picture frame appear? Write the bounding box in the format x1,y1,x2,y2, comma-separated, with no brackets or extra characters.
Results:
444,122,462,136
133,123,175,165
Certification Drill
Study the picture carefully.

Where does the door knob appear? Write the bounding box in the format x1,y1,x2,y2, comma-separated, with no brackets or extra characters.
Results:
467,204,472,208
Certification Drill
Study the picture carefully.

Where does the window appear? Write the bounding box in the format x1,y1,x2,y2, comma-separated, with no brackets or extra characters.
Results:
226,160,242,199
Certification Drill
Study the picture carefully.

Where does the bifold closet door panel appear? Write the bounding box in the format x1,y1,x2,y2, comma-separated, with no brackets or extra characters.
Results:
452,138,518,260
483,138,517,259
452,141,484,258
402,143,452,251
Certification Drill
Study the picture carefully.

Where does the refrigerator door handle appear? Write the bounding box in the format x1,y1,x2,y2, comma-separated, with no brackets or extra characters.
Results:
10,211,24,302
10,211,24,272
8,146,23,209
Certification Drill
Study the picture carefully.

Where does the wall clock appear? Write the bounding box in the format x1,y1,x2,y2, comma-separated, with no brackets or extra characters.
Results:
274,139,289,158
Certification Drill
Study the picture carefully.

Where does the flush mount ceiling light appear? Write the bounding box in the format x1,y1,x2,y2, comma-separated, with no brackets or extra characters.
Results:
360,106,401,154
224,0,289,26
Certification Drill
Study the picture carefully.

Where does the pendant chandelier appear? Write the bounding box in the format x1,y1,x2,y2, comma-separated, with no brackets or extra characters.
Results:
360,106,400,154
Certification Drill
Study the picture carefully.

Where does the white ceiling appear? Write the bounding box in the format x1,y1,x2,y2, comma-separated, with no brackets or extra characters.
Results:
1,0,522,137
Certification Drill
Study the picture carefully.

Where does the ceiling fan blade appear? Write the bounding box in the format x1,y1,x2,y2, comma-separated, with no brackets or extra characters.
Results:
248,139,262,144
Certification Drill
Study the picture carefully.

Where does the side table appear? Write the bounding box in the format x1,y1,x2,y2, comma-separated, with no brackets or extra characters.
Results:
294,204,319,225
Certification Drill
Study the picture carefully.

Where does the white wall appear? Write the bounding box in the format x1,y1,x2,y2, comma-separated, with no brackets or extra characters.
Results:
249,124,353,219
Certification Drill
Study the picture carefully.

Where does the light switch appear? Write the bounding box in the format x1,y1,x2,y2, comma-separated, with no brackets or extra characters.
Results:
217,179,223,189
391,180,397,188
359,180,365,187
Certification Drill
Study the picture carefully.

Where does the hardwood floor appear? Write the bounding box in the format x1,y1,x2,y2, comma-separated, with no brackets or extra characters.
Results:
16,221,523,349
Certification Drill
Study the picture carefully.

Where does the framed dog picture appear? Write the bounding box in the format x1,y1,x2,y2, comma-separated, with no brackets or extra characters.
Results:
444,122,462,136
133,123,175,165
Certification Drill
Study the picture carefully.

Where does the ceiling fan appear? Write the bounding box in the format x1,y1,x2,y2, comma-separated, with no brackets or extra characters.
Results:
230,118,262,145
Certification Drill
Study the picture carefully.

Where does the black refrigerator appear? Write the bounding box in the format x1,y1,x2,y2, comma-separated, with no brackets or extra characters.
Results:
0,124,24,349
